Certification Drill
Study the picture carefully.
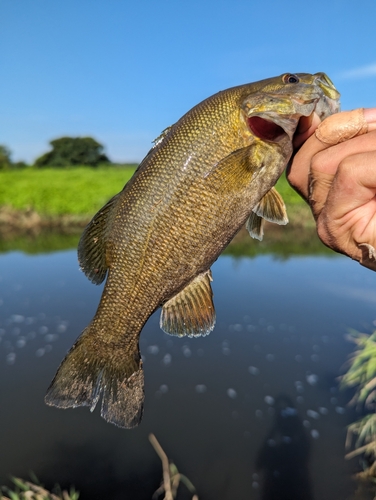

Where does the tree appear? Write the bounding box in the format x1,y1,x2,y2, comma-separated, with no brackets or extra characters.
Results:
0,145,12,169
35,137,110,167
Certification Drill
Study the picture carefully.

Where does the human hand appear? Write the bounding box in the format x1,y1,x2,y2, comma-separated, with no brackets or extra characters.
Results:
288,108,376,270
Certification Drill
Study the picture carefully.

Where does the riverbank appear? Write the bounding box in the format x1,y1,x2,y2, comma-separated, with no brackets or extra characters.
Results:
0,165,312,232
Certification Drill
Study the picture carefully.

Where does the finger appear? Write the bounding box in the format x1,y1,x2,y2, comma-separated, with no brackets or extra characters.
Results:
323,150,376,221
287,133,330,200
317,151,376,269
308,130,376,217
293,112,321,149
288,109,376,201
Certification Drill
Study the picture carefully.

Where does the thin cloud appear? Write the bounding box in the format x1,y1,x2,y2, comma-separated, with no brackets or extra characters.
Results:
339,63,376,79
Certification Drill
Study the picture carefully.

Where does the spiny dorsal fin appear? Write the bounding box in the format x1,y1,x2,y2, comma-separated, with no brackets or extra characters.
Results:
78,193,120,285
152,125,173,148
160,270,215,337
246,188,288,241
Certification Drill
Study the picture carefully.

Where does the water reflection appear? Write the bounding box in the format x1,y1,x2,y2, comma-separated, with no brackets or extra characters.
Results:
1,232,376,499
256,395,312,500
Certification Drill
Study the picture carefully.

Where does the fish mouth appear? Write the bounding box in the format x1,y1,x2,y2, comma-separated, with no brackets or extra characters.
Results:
247,93,340,144
247,116,286,143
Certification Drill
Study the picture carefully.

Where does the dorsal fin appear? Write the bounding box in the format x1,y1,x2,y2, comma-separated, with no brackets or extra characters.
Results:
152,125,173,147
160,270,215,337
246,187,288,241
78,193,120,284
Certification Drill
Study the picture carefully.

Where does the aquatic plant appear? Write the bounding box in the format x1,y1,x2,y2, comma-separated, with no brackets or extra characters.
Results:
149,434,198,500
342,330,376,479
0,476,79,500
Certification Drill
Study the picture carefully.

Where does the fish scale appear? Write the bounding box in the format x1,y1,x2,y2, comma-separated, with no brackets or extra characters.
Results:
45,73,340,428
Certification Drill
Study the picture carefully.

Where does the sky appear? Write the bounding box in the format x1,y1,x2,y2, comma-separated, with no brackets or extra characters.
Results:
1,0,376,164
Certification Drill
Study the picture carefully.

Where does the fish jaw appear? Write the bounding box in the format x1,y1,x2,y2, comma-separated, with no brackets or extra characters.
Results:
242,72,341,144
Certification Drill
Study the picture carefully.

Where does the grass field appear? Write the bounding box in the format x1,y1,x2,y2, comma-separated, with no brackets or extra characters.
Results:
0,164,304,217
0,165,137,216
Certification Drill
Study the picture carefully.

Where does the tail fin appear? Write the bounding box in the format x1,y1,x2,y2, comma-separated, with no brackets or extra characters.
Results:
45,327,144,429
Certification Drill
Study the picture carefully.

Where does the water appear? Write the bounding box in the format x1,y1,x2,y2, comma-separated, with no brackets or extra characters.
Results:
1,242,376,499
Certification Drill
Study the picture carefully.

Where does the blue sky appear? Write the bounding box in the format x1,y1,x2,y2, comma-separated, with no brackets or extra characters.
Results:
1,0,376,164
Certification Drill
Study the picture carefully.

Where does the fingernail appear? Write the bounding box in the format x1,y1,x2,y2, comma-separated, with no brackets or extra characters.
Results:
363,108,376,123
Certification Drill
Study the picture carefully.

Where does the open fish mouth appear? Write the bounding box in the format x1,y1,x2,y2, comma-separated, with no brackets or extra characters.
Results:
247,116,286,143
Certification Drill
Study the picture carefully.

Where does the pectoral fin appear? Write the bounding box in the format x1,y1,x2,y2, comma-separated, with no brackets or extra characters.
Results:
204,145,258,185
160,270,215,337
78,193,120,284
246,187,288,241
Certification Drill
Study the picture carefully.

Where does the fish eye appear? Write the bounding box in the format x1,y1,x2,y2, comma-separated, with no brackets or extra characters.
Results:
283,74,300,84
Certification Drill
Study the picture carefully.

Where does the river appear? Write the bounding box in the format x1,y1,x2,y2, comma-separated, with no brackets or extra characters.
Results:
1,230,375,499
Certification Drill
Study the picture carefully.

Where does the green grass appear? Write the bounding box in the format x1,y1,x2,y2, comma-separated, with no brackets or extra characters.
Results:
0,165,304,217
0,165,137,216
275,173,305,205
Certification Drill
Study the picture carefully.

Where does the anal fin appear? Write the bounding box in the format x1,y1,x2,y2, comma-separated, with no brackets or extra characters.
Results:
160,270,215,337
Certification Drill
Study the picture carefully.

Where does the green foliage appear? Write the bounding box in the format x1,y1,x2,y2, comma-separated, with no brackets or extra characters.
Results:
0,145,12,170
1,476,79,500
342,330,376,471
35,137,110,167
342,331,376,406
0,165,136,215
275,174,305,205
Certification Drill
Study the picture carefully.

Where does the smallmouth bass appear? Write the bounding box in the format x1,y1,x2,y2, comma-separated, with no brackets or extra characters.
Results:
45,73,340,428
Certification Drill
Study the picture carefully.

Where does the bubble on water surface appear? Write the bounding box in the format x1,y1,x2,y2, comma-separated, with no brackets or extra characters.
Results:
307,410,320,419
16,338,26,348
147,345,159,355
162,353,172,366
159,384,168,393
39,326,48,334
311,429,320,439
45,334,59,342
335,406,346,414
264,395,275,405
248,366,259,376
303,420,310,428
11,315,24,323
266,354,274,362
255,410,263,418
6,352,16,365
227,388,237,399
182,345,191,357
35,348,45,357
247,324,256,332
306,374,318,386
195,384,207,394
319,407,329,415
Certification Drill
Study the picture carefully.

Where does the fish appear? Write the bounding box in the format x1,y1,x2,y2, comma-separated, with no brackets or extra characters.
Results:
45,73,340,428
